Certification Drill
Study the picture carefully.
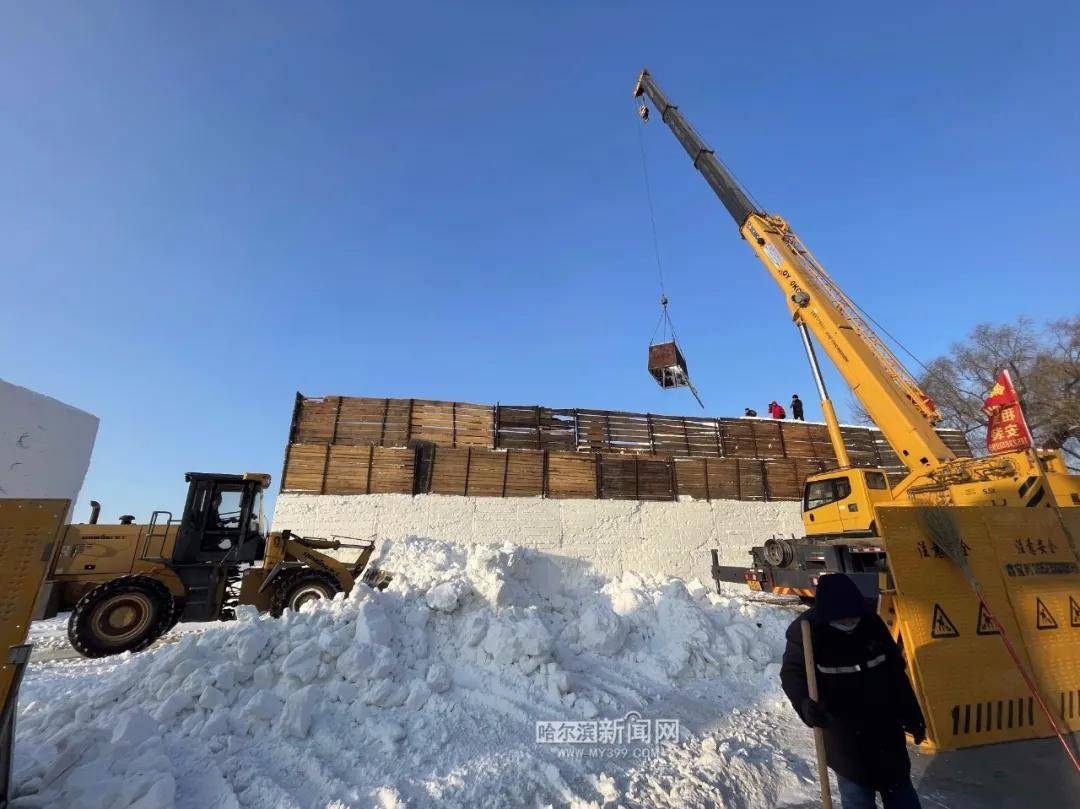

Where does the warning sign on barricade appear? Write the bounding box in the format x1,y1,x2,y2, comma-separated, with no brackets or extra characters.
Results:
879,506,1080,751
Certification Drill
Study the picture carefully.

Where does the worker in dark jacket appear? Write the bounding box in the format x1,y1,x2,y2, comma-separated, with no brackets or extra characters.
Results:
780,574,925,809
791,394,805,421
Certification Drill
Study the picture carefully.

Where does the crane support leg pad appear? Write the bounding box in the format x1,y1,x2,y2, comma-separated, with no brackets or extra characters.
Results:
878,505,1080,751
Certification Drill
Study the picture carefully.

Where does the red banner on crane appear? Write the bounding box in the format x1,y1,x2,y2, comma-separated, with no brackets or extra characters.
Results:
982,370,1032,455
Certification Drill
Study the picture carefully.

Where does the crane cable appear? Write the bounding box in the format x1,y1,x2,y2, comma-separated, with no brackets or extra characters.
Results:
635,101,677,347
847,294,989,409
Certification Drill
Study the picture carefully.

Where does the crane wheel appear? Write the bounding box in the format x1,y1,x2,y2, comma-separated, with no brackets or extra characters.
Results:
68,576,175,658
763,538,794,568
270,570,342,617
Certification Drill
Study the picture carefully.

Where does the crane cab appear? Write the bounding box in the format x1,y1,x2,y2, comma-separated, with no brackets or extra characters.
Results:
801,468,893,538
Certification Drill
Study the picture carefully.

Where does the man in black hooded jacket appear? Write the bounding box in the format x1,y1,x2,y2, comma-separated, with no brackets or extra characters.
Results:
780,573,926,809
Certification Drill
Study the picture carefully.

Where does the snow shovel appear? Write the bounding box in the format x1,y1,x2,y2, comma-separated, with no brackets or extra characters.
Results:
800,619,833,808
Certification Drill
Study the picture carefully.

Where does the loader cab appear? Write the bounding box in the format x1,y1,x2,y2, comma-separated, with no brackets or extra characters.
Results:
171,472,269,565
802,468,892,538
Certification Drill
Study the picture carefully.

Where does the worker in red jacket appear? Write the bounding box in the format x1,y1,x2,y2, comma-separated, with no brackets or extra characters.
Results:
768,400,786,419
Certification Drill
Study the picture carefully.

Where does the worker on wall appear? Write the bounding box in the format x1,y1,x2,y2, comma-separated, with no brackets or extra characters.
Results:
768,400,786,419
744,407,758,417
779,574,925,809
791,394,805,421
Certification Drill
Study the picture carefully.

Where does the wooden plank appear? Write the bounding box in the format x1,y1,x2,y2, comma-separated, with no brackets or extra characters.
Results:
638,457,675,501
464,448,506,497
369,447,414,494
706,458,740,500
430,447,470,496
293,397,336,444
547,453,597,499
674,458,707,500
763,459,801,501
737,458,765,500
324,445,372,494
282,444,329,492
505,450,544,497
599,454,637,499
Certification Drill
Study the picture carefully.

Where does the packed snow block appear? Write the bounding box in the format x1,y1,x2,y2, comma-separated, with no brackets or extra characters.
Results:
273,492,802,583
709,500,804,569
0,378,98,514
371,493,475,543
638,500,719,580
273,493,380,544
557,499,643,578
471,497,561,548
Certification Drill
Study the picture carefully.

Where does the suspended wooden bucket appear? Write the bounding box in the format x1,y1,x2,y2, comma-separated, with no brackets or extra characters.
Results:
648,342,704,407
648,341,690,389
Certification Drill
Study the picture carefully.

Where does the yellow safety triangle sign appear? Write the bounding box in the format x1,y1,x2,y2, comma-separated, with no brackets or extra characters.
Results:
931,604,960,639
1036,598,1058,631
977,603,1000,636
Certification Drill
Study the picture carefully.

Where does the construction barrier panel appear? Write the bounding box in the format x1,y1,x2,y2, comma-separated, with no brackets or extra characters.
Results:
880,505,1080,750
282,394,971,502
0,498,71,800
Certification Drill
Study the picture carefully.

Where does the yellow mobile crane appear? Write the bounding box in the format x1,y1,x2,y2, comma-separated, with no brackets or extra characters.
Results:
631,69,1079,596
634,70,1080,752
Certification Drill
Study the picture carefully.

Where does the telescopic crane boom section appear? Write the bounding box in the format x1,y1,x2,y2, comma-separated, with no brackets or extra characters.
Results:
633,69,955,490
632,71,759,228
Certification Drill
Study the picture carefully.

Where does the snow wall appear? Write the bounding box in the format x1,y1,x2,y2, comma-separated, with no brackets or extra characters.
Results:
0,378,98,515
273,493,803,583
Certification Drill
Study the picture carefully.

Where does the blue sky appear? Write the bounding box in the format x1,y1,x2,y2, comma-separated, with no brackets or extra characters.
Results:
3,2,1077,519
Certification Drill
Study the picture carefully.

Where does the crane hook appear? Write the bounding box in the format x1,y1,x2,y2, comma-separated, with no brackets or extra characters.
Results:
638,104,650,121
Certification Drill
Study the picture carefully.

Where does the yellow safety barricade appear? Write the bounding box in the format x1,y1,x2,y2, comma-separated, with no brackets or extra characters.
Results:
879,506,1080,751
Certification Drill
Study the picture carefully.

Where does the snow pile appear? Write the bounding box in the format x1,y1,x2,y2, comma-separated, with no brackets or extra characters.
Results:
15,538,815,808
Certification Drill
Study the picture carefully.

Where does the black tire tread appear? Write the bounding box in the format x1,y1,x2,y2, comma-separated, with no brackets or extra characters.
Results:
68,575,175,659
269,569,342,618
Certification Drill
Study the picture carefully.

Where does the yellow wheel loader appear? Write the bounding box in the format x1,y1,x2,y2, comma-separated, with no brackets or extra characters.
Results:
37,472,389,658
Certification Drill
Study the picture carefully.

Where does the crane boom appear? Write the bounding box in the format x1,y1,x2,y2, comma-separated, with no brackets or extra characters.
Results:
632,72,760,227
634,69,955,488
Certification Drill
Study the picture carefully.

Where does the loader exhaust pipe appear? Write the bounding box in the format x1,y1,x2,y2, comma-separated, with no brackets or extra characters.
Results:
88,501,101,525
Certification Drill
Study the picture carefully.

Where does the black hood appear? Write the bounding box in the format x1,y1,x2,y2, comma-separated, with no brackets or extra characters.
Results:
814,574,869,624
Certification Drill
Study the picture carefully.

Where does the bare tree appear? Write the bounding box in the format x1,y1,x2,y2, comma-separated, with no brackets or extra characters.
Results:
920,317,1079,465
846,317,1079,467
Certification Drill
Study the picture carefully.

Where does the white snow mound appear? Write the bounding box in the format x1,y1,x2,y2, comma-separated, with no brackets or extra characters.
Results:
15,537,815,808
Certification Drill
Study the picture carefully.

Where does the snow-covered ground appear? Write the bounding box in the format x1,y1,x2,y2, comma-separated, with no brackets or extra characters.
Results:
13,538,819,809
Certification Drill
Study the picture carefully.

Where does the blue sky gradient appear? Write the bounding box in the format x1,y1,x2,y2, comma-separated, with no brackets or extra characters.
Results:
3,2,1077,518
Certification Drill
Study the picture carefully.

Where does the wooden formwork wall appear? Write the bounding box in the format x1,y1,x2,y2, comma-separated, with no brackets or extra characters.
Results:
281,394,972,502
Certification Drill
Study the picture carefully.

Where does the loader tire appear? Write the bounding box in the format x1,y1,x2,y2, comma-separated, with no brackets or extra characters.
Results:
68,576,175,658
270,570,342,617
